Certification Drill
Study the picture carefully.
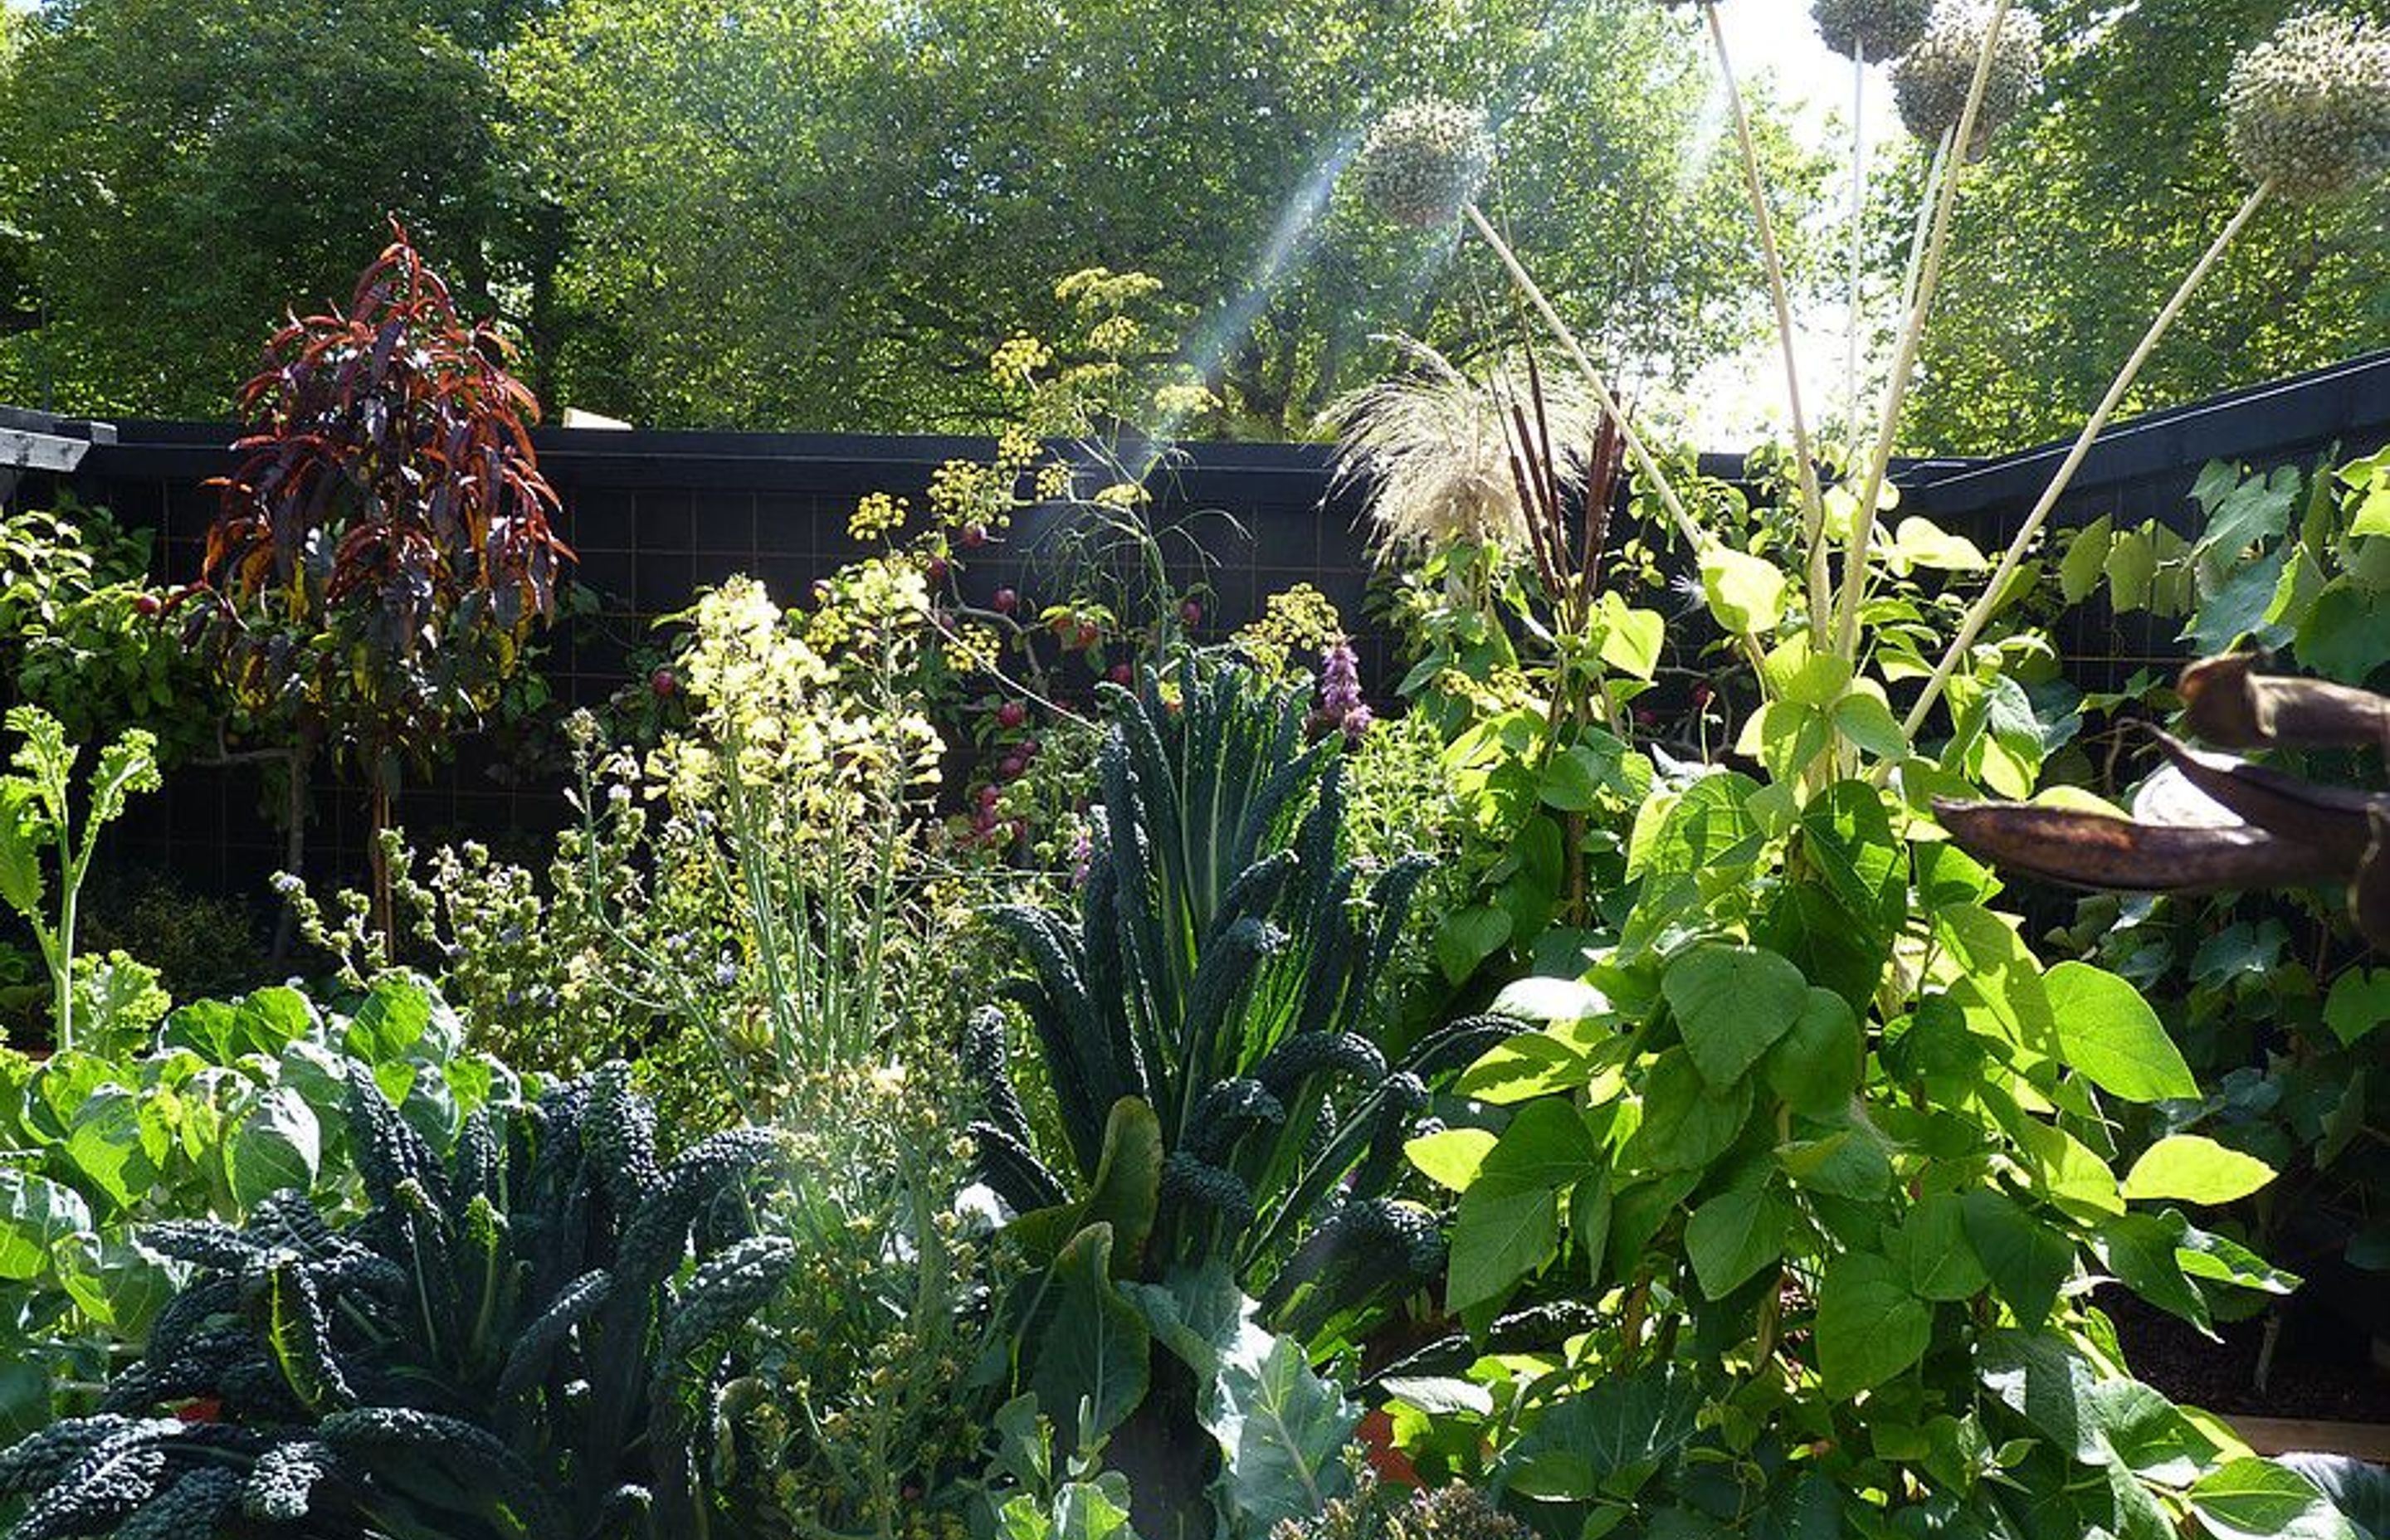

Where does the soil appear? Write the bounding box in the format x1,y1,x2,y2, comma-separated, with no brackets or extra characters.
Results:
2104,1287,2390,1425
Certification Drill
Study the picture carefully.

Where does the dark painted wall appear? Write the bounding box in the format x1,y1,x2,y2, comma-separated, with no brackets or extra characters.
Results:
7,348,2390,900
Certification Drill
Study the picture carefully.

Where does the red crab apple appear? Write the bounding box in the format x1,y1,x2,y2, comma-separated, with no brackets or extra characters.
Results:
1109,662,1135,687
999,754,1028,781
996,699,1027,729
651,667,678,698
1180,598,1203,627
1074,621,1102,651
133,592,163,618
993,587,1019,615
924,554,950,584
960,524,988,549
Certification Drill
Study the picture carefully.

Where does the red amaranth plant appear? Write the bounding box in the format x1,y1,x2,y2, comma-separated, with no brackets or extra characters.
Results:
194,224,573,954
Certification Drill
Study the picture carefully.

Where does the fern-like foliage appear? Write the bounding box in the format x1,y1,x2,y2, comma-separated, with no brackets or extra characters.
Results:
0,1062,794,1540
970,659,1519,1341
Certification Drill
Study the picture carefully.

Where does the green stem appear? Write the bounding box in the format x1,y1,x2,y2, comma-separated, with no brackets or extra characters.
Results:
1895,178,2276,744
1703,2,1829,649
1835,0,2012,663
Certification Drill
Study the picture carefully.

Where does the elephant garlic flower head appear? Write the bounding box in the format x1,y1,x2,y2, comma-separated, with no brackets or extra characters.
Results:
1812,0,1932,62
1353,97,1495,228
2226,11,2390,200
1892,2,2045,149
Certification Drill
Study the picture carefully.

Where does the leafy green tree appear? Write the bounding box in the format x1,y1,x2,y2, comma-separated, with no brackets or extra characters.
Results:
1900,0,2390,455
0,0,536,417
501,0,1824,433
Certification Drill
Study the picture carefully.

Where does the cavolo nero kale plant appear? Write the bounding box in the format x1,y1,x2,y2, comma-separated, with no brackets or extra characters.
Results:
970,658,1516,1343
0,1062,794,1540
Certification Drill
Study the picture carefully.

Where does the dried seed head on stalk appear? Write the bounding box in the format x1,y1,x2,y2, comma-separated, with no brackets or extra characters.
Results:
1353,98,1496,228
1812,0,1932,62
2225,10,2390,201
1322,342,1596,563
1892,2,2045,150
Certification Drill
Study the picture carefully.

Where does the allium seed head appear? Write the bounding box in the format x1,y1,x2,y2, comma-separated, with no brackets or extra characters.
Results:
2226,11,2390,200
1891,2,2045,151
1354,97,1495,228
1812,0,1932,61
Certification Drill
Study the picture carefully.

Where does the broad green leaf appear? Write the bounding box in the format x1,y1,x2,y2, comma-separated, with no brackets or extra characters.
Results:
1894,1194,1991,1301
1598,594,1664,680
1630,772,1763,882
1475,1099,1602,1192
1817,1253,1930,1396
2046,962,2197,1103
1024,1223,1150,1444
1701,546,1786,636
2061,516,2114,604
2294,581,2390,686
1663,943,1807,1089
1077,1099,1162,1274
1488,976,1610,1026
1502,1364,1705,1500
1961,1192,2074,1329
2012,1117,2124,1218
0,787,44,917
1886,515,1988,573
227,1089,322,1210
2189,1458,2358,1540
1447,1186,1558,1316
1801,782,1906,936
1978,1328,2105,1463
2088,1378,2220,1487
1831,690,1910,762
1407,1128,1497,1193
2108,528,2157,612
2321,968,2390,1047
1207,1323,1358,1529
1685,1178,1788,1299
1380,1376,1495,1418
1622,1050,1752,1173
1763,989,1862,1118
1051,1481,1140,1540
1778,1128,1893,1201
1436,906,1512,985
2100,1211,2211,1333
0,1171,92,1280
1454,1033,1588,1105
2122,1136,2276,1206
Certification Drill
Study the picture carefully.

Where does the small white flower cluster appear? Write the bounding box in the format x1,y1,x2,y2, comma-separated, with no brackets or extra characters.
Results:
2227,11,2390,201
1811,0,1932,63
1890,2,2046,149
1351,97,1495,229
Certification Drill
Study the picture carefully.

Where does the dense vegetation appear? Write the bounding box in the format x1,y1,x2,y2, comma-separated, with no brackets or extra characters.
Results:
2,2,2390,1538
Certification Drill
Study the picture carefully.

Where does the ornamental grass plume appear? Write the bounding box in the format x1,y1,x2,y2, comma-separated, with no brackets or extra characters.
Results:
2226,10,2390,202
1323,342,1597,563
1353,97,1495,228
1892,1,2044,149
1812,0,1932,61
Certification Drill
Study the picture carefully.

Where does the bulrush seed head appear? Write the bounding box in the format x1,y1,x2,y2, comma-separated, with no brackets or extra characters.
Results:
1812,0,1932,61
1892,2,2045,149
1354,98,1495,228
2226,11,2390,200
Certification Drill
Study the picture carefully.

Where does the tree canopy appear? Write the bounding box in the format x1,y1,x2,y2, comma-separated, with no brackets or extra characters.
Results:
1900,0,2390,456
0,0,1820,436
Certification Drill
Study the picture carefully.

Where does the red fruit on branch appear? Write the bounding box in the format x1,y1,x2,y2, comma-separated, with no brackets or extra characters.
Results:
1108,662,1135,687
996,699,1027,729
960,524,988,549
924,554,951,584
999,754,1028,781
651,668,678,698
1180,598,1203,627
1074,621,1102,651
993,587,1019,615
132,592,163,618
